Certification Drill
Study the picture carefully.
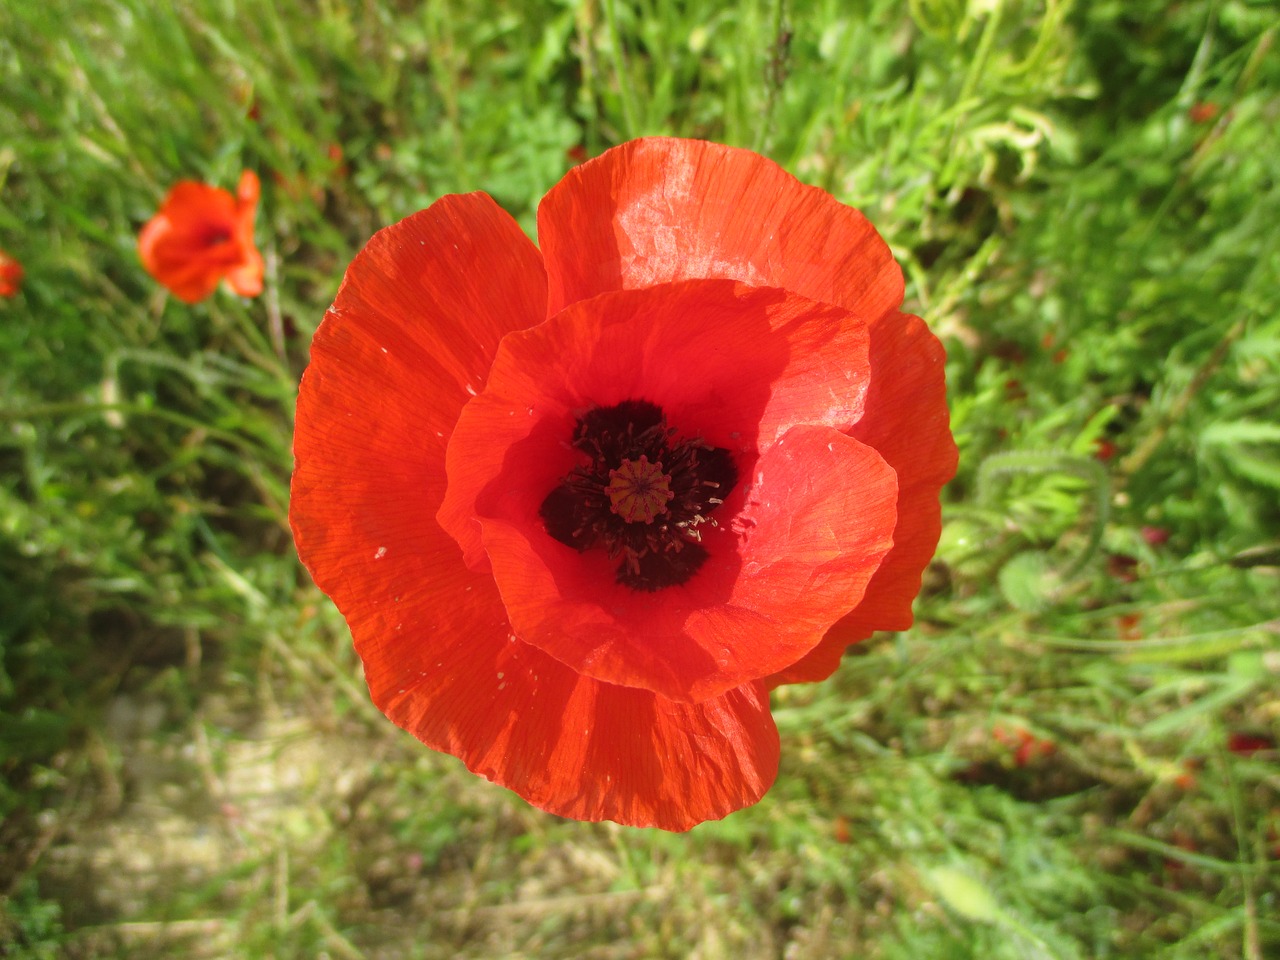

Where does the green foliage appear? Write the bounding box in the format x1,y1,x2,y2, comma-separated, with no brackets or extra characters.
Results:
1,0,1278,957
0,876,65,960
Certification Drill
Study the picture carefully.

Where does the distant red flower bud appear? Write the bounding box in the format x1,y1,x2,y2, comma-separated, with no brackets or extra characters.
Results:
1116,613,1143,640
1227,732,1274,756
1141,525,1169,546
993,725,1054,767
1174,760,1198,791
326,143,348,179
833,815,852,843
0,249,22,297
1189,102,1218,123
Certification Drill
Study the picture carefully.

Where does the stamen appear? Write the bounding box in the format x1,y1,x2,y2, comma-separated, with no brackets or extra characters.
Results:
538,400,738,591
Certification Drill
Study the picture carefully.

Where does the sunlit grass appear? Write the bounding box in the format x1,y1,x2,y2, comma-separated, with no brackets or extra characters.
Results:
2,1,1278,957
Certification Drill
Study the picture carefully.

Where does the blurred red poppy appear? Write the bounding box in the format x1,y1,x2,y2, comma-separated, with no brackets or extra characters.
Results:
291,138,957,830
1188,102,1218,124
0,249,22,297
138,171,263,303
1227,732,1274,756
1141,525,1170,546
993,724,1056,767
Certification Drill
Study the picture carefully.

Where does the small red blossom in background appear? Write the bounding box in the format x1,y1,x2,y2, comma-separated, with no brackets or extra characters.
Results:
833,815,852,844
326,143,348,179
993,725,1056,767
1141,525,1169,546
1040,332,1068,364
1174,759,1199,791
290,138,957,830
0,249,22,297
1093,438,1117,461
138,170,263,304
1188,102,1219,123
1227,732,1274,756
1116,612,1144,640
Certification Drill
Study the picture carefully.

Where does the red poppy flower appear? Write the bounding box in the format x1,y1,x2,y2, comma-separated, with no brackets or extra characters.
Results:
0,249,22,297
138,171,264,303
291,138,956,830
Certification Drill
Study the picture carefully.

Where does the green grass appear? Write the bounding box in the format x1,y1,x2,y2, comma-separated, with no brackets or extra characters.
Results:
2,0,1279,957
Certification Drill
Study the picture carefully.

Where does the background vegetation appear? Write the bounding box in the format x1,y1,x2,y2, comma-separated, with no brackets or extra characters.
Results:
2,0,1278,956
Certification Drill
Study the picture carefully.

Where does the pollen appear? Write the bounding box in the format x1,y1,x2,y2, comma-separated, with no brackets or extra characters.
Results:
606,456,674,523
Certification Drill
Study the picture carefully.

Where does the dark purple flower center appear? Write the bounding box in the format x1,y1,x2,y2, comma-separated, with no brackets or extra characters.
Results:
539,399,738,591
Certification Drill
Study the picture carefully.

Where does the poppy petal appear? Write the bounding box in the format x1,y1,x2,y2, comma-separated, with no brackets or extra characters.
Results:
437,280,897,702
376,611,780,830
766,310,956,686
154,181,239,226
292,192,548,595
236,169,261,208
538,138,903,323
224,248,265,298
226,171,264,296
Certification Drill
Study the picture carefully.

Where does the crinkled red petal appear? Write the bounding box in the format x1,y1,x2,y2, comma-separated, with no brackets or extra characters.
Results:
293,192,547,602
538,138,903,323
292,195,778,828
226,170,264,296
766,310,956,686
438,280,897,702
378,613,780,830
